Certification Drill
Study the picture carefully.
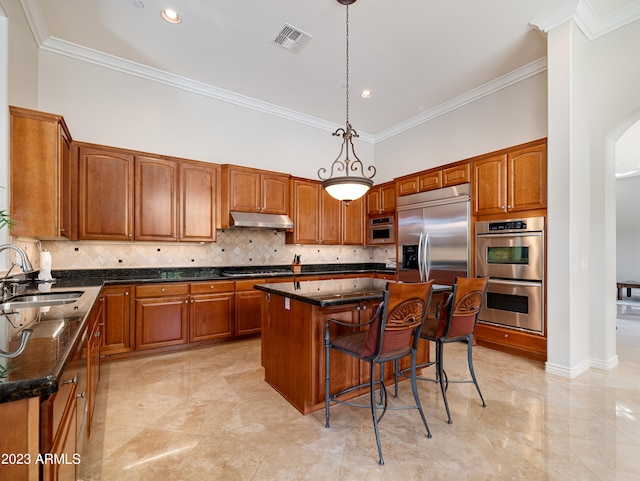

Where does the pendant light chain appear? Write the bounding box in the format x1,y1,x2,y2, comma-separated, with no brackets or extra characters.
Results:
345,4,350,129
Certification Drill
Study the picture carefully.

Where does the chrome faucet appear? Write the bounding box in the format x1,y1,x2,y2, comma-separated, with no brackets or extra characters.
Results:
1,244,34,299
0,244,34,274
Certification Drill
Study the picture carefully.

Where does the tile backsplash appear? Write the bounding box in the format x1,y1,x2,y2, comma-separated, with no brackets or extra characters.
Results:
39,229,395,270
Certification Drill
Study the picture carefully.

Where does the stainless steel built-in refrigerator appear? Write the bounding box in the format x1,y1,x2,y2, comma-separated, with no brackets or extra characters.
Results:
396,184,470,286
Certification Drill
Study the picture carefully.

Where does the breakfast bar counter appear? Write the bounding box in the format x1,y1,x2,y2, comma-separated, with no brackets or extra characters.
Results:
255,279,447,414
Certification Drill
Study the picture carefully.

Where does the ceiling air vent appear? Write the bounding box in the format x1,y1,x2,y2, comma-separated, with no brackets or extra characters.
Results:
272,24,312,54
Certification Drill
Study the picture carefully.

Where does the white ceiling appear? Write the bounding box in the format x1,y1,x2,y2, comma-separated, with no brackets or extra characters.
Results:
17,0,640,172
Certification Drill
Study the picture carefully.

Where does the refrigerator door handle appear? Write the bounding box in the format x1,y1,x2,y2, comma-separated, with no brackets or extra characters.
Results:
423,231,430,281
418,232,425,282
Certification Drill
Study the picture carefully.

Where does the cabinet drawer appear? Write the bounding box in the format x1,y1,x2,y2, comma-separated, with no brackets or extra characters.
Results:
135,283,189,298
234,279,267,291
190,281,235,294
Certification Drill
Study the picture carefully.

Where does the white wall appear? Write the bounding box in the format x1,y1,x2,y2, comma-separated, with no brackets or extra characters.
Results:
374,73,548,182
35,51,374,181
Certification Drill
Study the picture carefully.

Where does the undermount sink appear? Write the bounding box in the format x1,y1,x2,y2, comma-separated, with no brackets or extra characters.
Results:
0,291,84,310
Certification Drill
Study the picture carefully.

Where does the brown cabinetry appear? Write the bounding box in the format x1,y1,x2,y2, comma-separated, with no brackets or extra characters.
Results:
77,143,135,240
134,284,189,350
396,162,470,197
189,281,235,341
85,296,103,437
286,178,364,245
134,156,218,242
473,141,546,216
235,279,267,335
100,285,133,356
9,106,74,239
366,182,396,215
221,165,290,227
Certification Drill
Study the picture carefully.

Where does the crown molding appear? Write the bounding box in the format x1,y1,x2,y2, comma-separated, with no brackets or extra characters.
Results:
531,0,640,40
374,57,548,143
18,0,640,146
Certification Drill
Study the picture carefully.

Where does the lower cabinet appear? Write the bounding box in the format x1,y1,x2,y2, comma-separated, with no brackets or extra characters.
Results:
234,279,267,336
134,284,189,350
189,281,235,341
100,285,133,356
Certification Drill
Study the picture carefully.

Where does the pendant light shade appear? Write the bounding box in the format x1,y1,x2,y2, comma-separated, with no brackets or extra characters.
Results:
318,0,375,203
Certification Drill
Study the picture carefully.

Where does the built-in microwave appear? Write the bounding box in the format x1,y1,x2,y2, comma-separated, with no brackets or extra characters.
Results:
368,215,395,245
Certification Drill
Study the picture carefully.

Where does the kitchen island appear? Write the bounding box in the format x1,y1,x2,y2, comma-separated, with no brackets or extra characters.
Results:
255,278,449,415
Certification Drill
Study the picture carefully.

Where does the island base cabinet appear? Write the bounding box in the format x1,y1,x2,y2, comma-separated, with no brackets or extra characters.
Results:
262,293,428,415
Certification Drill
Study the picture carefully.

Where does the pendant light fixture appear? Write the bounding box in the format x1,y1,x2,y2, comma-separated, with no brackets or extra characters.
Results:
318,0,375,204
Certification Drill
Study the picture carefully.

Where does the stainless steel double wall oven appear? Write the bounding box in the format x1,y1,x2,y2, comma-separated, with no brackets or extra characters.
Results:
475,216,545,334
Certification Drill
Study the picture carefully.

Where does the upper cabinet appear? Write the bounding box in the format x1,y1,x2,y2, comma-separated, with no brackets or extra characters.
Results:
10,106,75,239
366,182,396,216
77,143,218,242
473,140,546,216
135,155,218,242
220,165,290,228
78,143,135,241
285,178,364,245
396,162,470,197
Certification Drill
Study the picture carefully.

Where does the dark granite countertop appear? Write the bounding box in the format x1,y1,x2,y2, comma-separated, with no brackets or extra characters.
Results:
49,263,395,287
255,278,451,307
0,263,394,404
0,285,101,403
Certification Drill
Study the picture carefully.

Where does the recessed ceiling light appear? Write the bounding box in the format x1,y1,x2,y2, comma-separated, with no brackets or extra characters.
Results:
132,0,144,8
161,9,181,24
360,90,372,99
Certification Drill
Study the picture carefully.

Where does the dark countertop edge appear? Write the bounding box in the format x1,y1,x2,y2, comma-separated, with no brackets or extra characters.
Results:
0,288,100,404
253,283,385,307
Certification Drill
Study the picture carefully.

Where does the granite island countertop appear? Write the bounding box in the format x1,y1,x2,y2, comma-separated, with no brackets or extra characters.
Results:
255,278,451,307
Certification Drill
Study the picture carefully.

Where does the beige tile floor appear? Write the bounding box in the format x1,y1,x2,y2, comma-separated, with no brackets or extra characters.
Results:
79,304,640,481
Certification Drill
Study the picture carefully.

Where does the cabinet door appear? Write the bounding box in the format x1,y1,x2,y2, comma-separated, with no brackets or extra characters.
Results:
190,293,234,341
135,296,189,350
235,289,264,335
43,395,77,481
473,154,508,215
396,176,419,196
180,162,218,242
443,163,470,187
419,171,442,191
229,168,261,212
321,188,342,245
78,145,134,240
135,156,178,241
101,285,132,356
341,196,365,245
290,179,321,244
261,173,289,214
10,106,73,239
508,144,547,212
379,183,396,213
366,187,382,215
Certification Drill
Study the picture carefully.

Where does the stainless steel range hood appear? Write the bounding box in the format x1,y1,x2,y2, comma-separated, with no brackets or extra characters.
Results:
229,211,294,230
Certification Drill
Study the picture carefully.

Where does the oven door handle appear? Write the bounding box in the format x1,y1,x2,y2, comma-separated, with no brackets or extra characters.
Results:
488,278,542,287
476,232,542,239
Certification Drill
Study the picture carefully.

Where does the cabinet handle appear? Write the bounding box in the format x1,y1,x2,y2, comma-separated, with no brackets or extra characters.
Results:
62,376,78,385
161,288,165,293
76,392,86,399
361,305,367,310
94,331,100,338
503,333,509,338
210,285,215,289
125,292,129,296
355,306,361,311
